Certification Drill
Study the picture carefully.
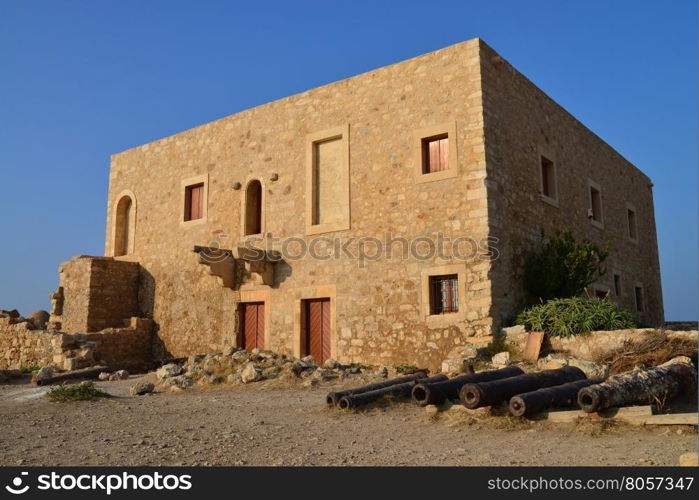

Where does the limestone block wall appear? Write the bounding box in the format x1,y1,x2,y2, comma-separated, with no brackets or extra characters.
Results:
0,316,56,369
105,39,494,369
479,41,663,328
0,315,153,372
53,256,141,333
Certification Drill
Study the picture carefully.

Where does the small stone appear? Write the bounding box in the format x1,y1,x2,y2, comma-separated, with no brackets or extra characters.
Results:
425,405,439,417
156,363,183,380
98,372,111,381
302,378,318,387
323,359,340,369
661,356,693,367
491,351,510,367
261,366,278,379
679,452,698,467
537,354,567,370
109,370,129,381
567,358,609,378
129,381,154,396
240,362,261,383
301,355,317,366
32,366,55,383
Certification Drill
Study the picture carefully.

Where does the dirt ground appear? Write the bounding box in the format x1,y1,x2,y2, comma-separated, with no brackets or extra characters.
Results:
0,374,696,466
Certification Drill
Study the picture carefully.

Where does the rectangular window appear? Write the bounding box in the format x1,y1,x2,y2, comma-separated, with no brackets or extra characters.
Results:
634,285,644,312
429,274,459,314
613,273,621,296
184,183,204,221
589,182,603,227
627,206,638,241
422,134,449,174
540,155,557,201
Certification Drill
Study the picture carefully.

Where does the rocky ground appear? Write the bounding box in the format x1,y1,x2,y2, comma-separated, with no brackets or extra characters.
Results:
0,371,696,466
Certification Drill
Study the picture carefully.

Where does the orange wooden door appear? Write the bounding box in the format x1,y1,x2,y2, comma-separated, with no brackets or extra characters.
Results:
239,302,264,350
304,298,330,363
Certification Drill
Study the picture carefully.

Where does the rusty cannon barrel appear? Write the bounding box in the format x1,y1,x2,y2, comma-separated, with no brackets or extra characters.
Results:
411,366,524,407
326,371,428,406
35,365,109,386
460,366,586,409
577,363,697,414
509,377,604,417
338,374,448,410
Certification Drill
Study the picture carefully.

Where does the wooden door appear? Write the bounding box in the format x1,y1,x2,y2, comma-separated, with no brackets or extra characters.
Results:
239,302,264,350
304,298,331,363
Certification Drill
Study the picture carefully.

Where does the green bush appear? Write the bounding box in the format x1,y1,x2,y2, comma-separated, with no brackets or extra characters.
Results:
516,297,636,338
19,364,40,373
524,231,609,305
46,382,110,402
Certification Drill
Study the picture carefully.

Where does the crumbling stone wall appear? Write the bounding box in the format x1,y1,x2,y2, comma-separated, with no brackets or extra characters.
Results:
0,314,153,372
51,256,140,333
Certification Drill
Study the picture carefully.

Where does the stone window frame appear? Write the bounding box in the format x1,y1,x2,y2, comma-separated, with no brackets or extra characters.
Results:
420,263,467,323
612,270,622,297
537,145,559,208
110,189,137,257
633,282,645,313
241,176,266,240
587,179,604,230
626,202,639,244
305,124,351,236
180,174,209,227
414,121,458,184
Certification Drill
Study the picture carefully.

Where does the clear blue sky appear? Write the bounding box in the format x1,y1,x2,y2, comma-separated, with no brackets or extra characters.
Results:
0,0,696,320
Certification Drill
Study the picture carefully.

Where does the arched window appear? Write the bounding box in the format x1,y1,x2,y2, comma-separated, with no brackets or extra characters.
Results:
114,193,135,256
244,180,263,236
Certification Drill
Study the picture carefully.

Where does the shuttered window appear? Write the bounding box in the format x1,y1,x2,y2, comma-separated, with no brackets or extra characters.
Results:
422,134,449,174
429,274,459,314
184,183,204,221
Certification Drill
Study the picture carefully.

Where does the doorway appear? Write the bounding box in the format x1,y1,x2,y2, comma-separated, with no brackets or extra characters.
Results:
239,302,265,350
302,298,331,363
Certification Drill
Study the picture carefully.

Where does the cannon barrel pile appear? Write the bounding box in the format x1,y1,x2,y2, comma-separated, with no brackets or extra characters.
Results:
411,366,524,406
509,378,603,417
337,374,448,409
326,372,428,406
459,366,587,409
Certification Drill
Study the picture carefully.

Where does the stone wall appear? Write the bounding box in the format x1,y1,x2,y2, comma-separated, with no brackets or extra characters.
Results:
479,40,664,328
51,256,141,333
504,326,697,361
105,39,492,370
0,314,153,372
0,316,56,369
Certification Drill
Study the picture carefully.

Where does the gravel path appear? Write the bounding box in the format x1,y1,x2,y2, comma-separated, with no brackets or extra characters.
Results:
0,375,695,466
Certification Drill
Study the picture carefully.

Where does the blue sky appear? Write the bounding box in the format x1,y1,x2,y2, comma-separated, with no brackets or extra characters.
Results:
0,0,696,320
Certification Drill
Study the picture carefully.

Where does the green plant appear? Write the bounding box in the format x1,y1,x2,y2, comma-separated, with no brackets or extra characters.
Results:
524,231,610,305
516,297,636,338
19,364,40,373
46,382,110,402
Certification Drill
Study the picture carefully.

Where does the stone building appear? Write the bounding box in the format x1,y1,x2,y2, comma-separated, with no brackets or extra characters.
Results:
55,38,663,369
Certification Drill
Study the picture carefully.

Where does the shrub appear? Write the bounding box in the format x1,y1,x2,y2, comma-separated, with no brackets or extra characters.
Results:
19,364,40,373
516,297,636,338
46,382,110,402
524,231,609,305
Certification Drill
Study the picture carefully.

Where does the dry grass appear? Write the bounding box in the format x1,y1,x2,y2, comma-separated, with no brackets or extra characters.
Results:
596,330,697,374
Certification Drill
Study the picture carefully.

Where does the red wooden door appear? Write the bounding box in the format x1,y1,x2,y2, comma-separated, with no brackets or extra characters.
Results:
304,298,331,363
239,302,264,350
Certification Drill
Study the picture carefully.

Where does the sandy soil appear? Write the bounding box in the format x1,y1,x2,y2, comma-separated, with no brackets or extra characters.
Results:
0,374,695,466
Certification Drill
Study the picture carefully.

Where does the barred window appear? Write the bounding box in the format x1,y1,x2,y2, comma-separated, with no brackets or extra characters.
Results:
429,274,459,314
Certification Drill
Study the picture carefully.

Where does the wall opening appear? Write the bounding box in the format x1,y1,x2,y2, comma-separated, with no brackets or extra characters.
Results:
429,274,459,314
627,206,638,241
244,180,263,235
421,134,449,174
588,181,603,227
114,195,133,256
540,155,557,201
184,183,204,221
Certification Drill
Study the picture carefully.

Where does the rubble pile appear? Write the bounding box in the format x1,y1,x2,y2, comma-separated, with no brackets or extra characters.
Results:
155,347,389,392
